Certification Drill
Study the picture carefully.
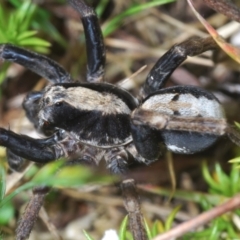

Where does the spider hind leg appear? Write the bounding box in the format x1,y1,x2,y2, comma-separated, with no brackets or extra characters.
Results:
141,37,218,98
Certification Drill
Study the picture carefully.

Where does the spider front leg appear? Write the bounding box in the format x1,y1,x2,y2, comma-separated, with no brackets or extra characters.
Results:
0,0,105,84
141,37,218,98
0,129,78,164
0,44,73,83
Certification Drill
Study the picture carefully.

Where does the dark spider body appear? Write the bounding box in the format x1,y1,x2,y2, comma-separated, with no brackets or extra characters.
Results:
0,0,239,175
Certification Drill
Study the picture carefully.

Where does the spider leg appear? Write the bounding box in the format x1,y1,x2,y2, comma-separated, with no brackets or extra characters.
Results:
0,44,73,83
22,91,43,131
68,0,106,83
227,126,240,147
67,145,105,166
132,108,227,135
6,149,26,172
22,91,58,135
0,129,79,163
141,37,218,98
125,142,153,165
105,147,130,174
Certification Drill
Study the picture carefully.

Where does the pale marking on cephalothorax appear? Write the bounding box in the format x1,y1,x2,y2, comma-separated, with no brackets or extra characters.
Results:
42,85,131,115
141,93,224,118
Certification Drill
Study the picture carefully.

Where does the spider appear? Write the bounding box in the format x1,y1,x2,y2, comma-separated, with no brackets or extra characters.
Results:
1,0,240,239
1,0,240,175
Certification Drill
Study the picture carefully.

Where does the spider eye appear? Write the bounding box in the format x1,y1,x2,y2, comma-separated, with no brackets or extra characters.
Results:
55,101,63,107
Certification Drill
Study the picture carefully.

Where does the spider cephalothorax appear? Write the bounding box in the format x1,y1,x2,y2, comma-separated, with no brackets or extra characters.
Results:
0,0,239,173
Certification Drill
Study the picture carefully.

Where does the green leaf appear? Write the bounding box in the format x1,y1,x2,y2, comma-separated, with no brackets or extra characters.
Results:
0,164,6,201
151,220,164,236
229,164,240,195
229,156,240,164
16,1,36,32
18,37,51,47
119,215,128,240
82,230,95,240
0,182,35,208
102,0,176,36
32,160,64,184
16,30,38,41
31,46,50,54
52,165,93,188
0,62,11,85
143,218,152,240
202,162,221,192
165,205,181,231
214,163,231,196
0,200,14,225
95,0,109,17
0,1,51,55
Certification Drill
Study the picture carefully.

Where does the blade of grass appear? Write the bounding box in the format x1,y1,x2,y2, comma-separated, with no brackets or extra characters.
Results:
187,0,240,64
82,230,95,240
102,0,176,36
119,216,128,240
0,165,6,201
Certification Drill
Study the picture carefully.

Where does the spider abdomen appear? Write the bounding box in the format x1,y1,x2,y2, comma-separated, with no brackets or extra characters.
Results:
142,86,224,119
131,86,226,159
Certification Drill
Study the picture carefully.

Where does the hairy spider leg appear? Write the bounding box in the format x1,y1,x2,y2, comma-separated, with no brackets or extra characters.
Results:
6,149,26,172
6,91,48,164
104,147,130,174
141,36,218,98
0,1,105,84
133,109,227,135
22,91,44,130
0,129,67,163
0,44,73,84
68,0,106,83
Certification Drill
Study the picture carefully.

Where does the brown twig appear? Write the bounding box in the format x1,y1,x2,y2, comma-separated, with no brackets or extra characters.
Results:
203,0,240,23
153,193,240,240
39,207,63,240
16,186,50,240
121,179,147,240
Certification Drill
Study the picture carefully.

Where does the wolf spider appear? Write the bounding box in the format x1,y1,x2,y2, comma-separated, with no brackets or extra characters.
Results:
1,0,240,239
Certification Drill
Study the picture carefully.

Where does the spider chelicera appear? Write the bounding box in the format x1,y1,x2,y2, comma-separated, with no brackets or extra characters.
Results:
0,0,240,175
